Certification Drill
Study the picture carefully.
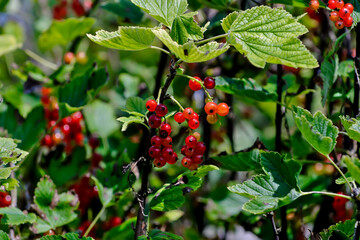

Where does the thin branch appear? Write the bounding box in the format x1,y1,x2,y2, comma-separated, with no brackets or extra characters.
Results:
325,155,353,192
84,205,106,237
150,46,171,56
195,34,228,45
24,49,58,70
267,212,280,240
302,191,352,200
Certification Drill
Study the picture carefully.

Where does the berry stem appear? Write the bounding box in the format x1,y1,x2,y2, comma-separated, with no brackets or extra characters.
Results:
84,205,106,237
195,33,228,45
178,74,213,101
302,191,352,200
150,46,171,56
325,154,353,192
170,96,185,111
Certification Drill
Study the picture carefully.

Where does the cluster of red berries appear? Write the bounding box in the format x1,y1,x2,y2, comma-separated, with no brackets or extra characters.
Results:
53,0,92,20
41,87,84,154
180,134,206,170
64,51,88,65
188,76,216,91
0,191,11,208
328,0,354,28
332,192,351,222
71,175,98,215
204,102,230,124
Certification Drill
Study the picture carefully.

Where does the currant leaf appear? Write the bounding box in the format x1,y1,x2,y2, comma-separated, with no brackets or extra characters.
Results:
340,116,360,142
221,6,318,68
0,207,36,225
0,35,21,56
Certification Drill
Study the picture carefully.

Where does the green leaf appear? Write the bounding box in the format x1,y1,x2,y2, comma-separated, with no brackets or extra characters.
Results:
320,55,339,106
170,12,205,44
340,116,360,142
335,172,354,185
212,149,262,171
0,137,28,164
130,0,188,27
103,218,136,240
228,152,302,214
343,156,360,184
0,207,36,225
40,233,94,240
91,176,114,207
31,176,79,234
100,0,144,23
214,76,277,102
152,28,229,63
150,165,218,211
125,96,147,115
39,18,95,51
83,100,120,138
138,229,184,240
293,106,338,156
87,27,155,51
269,0,326,8
320,219,355,239
0,231,10,240
221,6,318,68
58,103,82,120
197,0,231,10
0,167,17,180
0,178,19,191
0,35,21,56
59,67,108,107
117,116,146,131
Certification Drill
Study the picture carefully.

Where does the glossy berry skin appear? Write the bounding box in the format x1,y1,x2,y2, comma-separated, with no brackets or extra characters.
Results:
148,115,162,128
335,20,345,29
344,16,353,27
339,7,351,18
344,3,354,13
75,133,84,146
188,118,200,129
89,136,100,149
146,100,157,112
149,146,161,158
185,135,197,147
159,130,169,139
329,11,339,21
191,112,199,120
42,134,53,147
183,108,194,119
309,0,319,11
154,157,166,168
162,136,173,147
193,132,201,141
195,142,206,155
185,146,195,157
0,192,11,207
174,112,186,123
151,135,162,147
328,0,337,9
162,148,174,159
167,152,178,164
217,103,230,116
189,76,202,91
64,52,75,64
335,0,344,9
181,157,192,168
206,114,218,124
155,104,168,117
204,77,216,89
104,216,122,230
181,145,187,155
192,155,204,164
160,123,172,136
204,102,218,115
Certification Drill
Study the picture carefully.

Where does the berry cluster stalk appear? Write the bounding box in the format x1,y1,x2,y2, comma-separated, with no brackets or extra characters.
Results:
134,62,178,239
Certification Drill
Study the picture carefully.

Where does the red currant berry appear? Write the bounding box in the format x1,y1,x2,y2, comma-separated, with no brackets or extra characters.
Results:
335,20,345,29
192,154,204,164
309,0,319,11
217,103,230,116
148,115,162,128
204,77,216,89
106,217,122,229
191,112,199,120
61,124,71,136
181,157,192,168
204,102,218,115
344,3,354,13
188,118,200,129
154,157,166,168
344,16,353,27
183,108,194,119
151,135,162,147
146,99,157,112
167,152,178,164
160,123,172,136
174,112,186,123
41,87,52,96
162,136,173,147
155,104,168,117
91,152,103,167
89,136,100,149
64,52,75,64
328,0,337,9
42,134,53,147
339,7,351,18
188,76,202,91
52,132,63,145
185,146,195,157
335,0,344,9
0,192,11,207
76,51,88,64
195,142,206,155
185,135,197,147
72,111,83,123
188,163,199,171
162,148,174,159
41,95,50,105
329,11,339,21
75,133,84,146
149,146,161,158
159,130,169,139
193,132,201,141
181,145,187,155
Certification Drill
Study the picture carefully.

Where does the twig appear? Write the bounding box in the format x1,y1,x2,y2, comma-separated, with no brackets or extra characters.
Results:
267,212,280,240
84,205,106,237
